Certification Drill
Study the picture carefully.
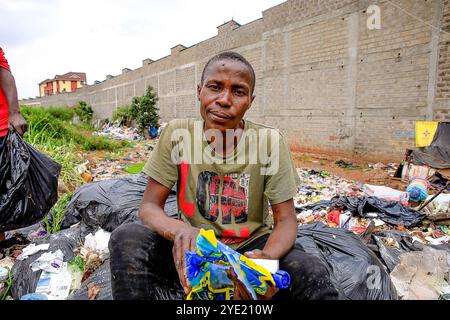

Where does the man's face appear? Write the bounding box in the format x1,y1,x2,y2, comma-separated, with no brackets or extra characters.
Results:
197,59,255,132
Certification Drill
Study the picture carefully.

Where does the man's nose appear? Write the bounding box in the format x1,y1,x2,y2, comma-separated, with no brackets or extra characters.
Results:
216,89,232,107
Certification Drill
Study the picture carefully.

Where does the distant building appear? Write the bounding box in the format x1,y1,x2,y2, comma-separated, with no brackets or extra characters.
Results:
39,72,86,97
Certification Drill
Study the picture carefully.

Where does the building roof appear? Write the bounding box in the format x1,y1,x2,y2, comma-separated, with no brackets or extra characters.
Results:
39,72,86,85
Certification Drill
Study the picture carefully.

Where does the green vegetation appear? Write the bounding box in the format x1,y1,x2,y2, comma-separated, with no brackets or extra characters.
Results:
112,104,132,126
1,269,12,300
21,105,129,197
125,162,145,174
68,256,85,273
18,105,140,234
22,106,128,152
43,192,72,234
74,100,94,124
130,86,159,134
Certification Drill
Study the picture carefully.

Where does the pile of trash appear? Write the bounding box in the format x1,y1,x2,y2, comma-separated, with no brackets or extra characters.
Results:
1,162,449,300
75,141,156,182
0,173,178,300
93,123,143,141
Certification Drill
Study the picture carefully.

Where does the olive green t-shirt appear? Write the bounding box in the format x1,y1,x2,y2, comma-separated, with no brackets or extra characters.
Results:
143,118,300,249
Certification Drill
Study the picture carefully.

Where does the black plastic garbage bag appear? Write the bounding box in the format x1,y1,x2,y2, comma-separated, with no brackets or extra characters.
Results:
11,225,82,300
296,222,398,300
329,196,426,227
370,230,424,273
68,259,112,300
0,129,61,231
60,173,178,233
295,200,330,213
67,259,184,300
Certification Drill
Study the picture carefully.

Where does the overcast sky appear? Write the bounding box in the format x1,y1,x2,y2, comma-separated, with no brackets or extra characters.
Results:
0,0,285,99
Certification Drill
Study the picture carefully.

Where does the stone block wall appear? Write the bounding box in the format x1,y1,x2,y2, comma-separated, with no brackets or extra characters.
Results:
21,0,450,160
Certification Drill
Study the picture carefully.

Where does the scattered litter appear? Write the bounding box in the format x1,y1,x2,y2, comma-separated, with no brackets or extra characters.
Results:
20,293,48,300
87,283,101,300
364,184,410,206
34,262,72,300
0,266,9,282
423,194,450,222
335,160,353,168
16,243,50,261
82,229,111,263
30,250,65,273
406,177,429,202
94,124,143,141
390,247,450,300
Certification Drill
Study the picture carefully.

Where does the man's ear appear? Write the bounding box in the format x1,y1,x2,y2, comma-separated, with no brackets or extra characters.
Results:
197,84,201,100
247,94,256,111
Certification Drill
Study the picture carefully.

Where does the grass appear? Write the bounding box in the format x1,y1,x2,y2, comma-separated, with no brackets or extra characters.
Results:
20,105,132,233
125,163,145,174
1,269,12,300
43,192,73,234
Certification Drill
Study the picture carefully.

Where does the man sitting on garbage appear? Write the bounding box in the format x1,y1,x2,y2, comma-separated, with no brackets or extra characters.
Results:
0,47,28,242
109,51,340,300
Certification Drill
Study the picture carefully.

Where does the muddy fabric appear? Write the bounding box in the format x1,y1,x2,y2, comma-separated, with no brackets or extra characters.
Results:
329,195,426,227
143,118,300,249
410,122,450,169
109,222,340,300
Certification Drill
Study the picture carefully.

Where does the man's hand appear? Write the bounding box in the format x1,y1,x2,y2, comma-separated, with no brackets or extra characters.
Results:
9,112,27,136
243,249,273,259
172,225,200,294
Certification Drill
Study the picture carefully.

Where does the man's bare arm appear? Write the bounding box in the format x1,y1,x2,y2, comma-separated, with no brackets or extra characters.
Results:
244,198,297,260
0,68,27,135
139,178,199,294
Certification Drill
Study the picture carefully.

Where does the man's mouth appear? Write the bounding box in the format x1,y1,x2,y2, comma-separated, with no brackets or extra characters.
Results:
209,111,232,121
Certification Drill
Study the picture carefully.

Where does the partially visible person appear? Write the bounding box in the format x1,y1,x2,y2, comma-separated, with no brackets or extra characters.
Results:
0,47,28,242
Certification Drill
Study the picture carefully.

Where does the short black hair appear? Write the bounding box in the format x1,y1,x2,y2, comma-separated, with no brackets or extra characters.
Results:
200,51,256,95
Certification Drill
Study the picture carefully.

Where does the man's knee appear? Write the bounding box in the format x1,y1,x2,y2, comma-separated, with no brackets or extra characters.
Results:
109,222,155,253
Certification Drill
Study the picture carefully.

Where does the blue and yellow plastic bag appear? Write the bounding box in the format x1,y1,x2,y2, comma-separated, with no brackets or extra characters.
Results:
185,229,290,300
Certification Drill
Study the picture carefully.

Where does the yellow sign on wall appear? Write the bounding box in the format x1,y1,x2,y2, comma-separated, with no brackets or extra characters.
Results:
415,121,438,147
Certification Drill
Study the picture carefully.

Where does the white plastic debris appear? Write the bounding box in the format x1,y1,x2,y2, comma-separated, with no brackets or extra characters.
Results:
16,243,50,261
83,229,111,261
372,219,386,227
425,236,450,246
0,257,15,270
75,160,90,175
0,266,9,282
30,250,65,273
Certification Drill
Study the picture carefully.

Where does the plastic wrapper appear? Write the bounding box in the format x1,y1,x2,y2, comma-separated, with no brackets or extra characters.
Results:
11,225,82,299
186,229,288,300
0,129,61,231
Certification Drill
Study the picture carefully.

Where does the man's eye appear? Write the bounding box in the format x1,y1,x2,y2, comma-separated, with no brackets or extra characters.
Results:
209,85,220,91
234,90,246,96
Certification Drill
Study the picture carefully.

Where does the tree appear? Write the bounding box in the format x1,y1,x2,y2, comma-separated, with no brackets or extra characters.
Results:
130,86,159,134
74,100,93,124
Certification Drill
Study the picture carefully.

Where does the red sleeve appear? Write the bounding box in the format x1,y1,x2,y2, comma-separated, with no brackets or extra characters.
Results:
0,48,11,72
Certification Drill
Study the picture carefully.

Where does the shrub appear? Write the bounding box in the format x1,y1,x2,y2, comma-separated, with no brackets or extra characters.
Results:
129,86,159,134
112,104,132,126
74,101,93,124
